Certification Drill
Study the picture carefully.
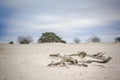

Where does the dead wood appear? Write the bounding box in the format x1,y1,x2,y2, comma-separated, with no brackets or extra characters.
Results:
70,51,87,58
76,64,88,67
84,57,112,64
48,51,112,67
47,55,78,66
47,61,65,66
49,54,60,57
87,52,108,60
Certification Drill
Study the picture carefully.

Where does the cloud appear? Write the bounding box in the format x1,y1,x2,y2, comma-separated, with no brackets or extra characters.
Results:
1,0,120,43
2,0,120,21
1,0,120,19
4,15,108,38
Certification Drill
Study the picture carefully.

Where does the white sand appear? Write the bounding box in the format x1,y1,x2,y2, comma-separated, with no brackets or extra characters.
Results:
0,43,120,80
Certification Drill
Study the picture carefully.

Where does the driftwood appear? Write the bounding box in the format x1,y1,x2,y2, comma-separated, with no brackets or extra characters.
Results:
87,52,105,60
70,51,86,58
48,51,112,67
49,54,60,57
84,57,112,64
47,55,78,66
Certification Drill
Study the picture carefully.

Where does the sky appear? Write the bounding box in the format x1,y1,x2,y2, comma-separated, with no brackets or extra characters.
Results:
0,0,120,43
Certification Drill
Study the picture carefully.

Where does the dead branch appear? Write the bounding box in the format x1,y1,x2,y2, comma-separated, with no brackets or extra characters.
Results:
70,51,87,58
49,54,60,57
47,51,112,67
47,55,78,66
87,52,108,60
84,57,112,64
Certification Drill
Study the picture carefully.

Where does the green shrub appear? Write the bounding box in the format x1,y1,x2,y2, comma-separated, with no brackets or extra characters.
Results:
38,32,66,43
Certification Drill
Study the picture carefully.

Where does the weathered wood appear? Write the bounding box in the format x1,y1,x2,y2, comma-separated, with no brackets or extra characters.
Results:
47,61,65,66
49,54,60,57
48,56,78,66
76,64,88,67
84,57,112,64
87,52,108,60
70,51,86,58
48,51,112,67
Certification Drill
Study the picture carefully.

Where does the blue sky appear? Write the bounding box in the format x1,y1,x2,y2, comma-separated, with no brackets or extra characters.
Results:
0,0,120,43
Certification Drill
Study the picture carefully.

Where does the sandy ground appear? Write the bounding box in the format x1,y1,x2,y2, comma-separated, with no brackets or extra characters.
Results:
0,43,120,80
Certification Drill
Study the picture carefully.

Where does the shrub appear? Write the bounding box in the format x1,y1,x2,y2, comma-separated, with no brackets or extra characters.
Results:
74,38,80,43
9,41,14,44
115,37,120,42
17,35,33,44
38,32,66,43
88,36,101,42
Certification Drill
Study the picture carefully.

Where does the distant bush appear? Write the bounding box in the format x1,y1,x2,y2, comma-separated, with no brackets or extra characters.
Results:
88,36,101,42
17,35,33,44
9,41,14,44
38,32,66,43
74,38,80,43
115,37,120,42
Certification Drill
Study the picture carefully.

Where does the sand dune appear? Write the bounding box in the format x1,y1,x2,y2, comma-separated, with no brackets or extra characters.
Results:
0,43,120,80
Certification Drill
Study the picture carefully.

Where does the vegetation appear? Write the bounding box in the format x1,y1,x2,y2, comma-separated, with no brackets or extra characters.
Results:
88,36,101,42
74,38,80,43
9,41,14,44
11,33,120,44
115,37,120,42
17,35,33,44
38,32,66,43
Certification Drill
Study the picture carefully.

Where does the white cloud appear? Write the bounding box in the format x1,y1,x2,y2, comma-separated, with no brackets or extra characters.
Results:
1,0,120,43
2,0,120,20
5,14,108,34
